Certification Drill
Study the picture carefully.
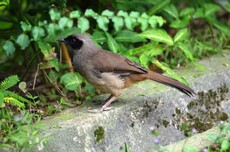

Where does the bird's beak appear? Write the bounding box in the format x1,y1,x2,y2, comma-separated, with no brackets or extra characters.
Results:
56,38,65,42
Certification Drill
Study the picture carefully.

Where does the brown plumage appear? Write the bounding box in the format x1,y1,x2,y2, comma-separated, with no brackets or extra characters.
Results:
58,34,195,112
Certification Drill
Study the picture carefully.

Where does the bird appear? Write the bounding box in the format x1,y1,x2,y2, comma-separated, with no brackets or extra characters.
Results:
57,34,195,112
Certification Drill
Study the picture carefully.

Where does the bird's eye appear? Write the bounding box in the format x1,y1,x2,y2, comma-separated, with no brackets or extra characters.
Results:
65,36,83,50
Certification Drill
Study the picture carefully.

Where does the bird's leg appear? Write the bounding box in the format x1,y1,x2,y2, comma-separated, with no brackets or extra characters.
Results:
99,95,116,111
88,94,116,113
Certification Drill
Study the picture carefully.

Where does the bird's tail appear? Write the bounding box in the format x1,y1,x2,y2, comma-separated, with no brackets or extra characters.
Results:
147,71,195,97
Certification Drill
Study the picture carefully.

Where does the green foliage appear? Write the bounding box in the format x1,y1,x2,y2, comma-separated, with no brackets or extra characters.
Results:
2,40,15,56
16,34,30,50
0,75,31,108
138,29,174,46
1,0,229,87
0,109,43,151
125,143,130,152
0,75,42,151
60,72,83,91
207,124,230,151
0,75,19,91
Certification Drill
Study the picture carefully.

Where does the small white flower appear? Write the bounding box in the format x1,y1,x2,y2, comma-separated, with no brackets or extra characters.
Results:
149,126,155,131
192,128,197,134
37,142,44,151
154,138,160,144
202,148,208,152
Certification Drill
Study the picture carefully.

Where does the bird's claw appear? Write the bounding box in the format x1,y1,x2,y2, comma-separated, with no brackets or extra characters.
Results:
87,107,113,113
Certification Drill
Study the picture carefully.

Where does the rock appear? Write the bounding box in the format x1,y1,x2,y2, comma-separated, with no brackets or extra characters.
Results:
37,52,230,152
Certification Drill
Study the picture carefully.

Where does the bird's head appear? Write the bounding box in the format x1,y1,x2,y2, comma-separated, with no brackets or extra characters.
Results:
57,33,100,57
57,34,89,50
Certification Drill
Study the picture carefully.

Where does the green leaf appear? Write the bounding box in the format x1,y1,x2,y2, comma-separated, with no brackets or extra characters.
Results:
177,42,194,62
0,75,19,91
38,41,51,56
6,97,25,108
16,34,30,50
45,27,80,42
163,4,179,19
48,70,58,82
0,20,13,30
180,7,195,17
111,16,124,32
183,146,197,152
139,54,150,68
92,31,106,43
206,17,230,34
85,9,98,18
148,16,157,28
70,10,81,18
148,16,166,28
126,43,162,56
19,82,27,92
58,17,73,30
4,91,31,104
137,13,149,31
97,16,109,31
124,16,136,30
49,58,59,71
3,40,15,56
125,143,130,152
139,45,163,68
38,20,47,26
0,92,4,105
156,16,165,27
170,16,190,28
117,10,128,17
49,8,61,21
193,8,204,18
204,3,221,17
139,29,174,46
148,0,171,15
130,11,140,18
32,26,45,41
152,60,189,85
20,22,32,32
0,0,9,6
115,30,145,43
221,140,230,151
77,17,90,33
46,23,59,36
124,16,132,30
208,134,219,141
101,9,114,17
174,28,189,42
60,73,82,91
105,32,120,53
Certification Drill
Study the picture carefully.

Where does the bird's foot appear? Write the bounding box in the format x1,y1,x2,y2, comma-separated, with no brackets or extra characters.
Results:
87,107,113,113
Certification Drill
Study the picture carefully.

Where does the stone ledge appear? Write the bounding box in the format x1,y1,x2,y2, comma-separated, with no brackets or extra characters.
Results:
36,51,230,152
164,123,227,152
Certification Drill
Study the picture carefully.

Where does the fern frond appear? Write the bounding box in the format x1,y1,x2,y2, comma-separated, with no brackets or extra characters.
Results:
0,75,20,91
3,91,31,104
4,97,25,108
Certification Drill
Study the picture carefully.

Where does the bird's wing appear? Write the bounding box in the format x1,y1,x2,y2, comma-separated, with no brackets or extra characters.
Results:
90,50,147,76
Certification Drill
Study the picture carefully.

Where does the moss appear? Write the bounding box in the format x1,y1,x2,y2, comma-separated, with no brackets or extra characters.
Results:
187,101,195,110
130,122,135,128
94,126,105,143
173,84,229,135
162,119,169,127
175,108,181,114
219,112,228,121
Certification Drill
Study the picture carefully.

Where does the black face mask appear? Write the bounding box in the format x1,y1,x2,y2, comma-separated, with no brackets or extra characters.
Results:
64,35,83,50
